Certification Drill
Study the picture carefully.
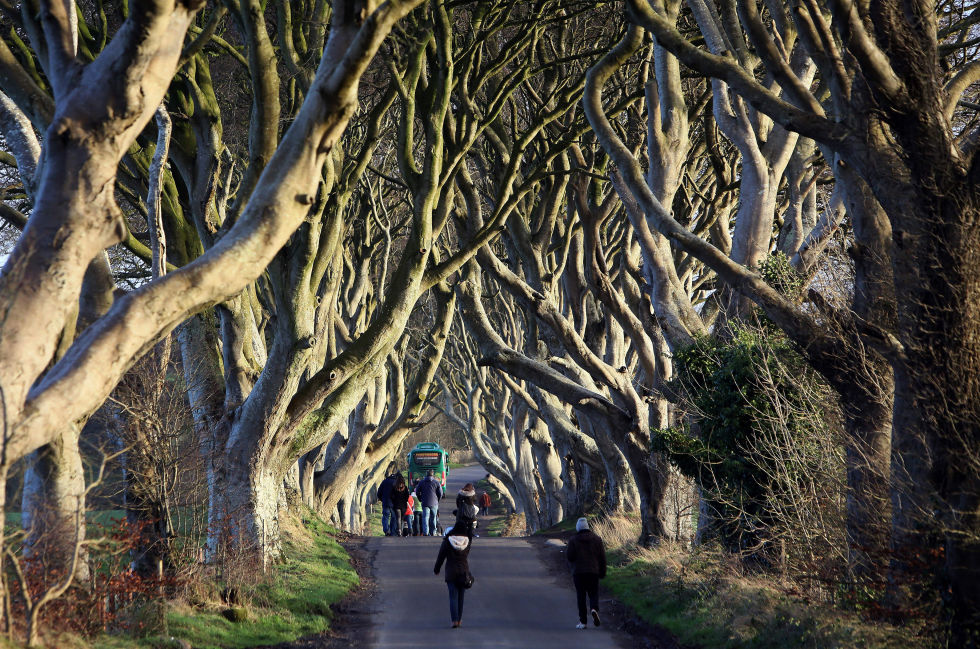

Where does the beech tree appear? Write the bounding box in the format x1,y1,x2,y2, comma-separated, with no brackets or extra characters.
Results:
444,271,612,530
2,0,632,560
0,0,424,583
587,0,980,638
580,0,894,581
1,0,975,642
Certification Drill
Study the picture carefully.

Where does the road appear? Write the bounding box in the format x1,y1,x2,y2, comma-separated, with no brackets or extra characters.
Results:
366,464,625,649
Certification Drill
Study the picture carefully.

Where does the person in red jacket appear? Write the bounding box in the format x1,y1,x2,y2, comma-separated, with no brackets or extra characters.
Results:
478,491,492,516
566,517,606,629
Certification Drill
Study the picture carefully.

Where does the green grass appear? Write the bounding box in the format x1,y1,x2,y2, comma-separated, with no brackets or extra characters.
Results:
167,516,357,649
483,515,509,537
90,513,358,649
533,517,577,535
366,504,383,536
603,552,731,646
6,509,128,532
602,547,930,649
7,508,207,543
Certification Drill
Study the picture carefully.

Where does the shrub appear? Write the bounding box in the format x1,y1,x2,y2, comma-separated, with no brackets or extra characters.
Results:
655,323,845,574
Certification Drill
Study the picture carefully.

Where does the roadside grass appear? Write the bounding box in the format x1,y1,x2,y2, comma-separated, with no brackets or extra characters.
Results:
592,515,932,649
366,504,383,536
482,515,508,537
533,517,577,535
91,511,358,649
170,514,357,649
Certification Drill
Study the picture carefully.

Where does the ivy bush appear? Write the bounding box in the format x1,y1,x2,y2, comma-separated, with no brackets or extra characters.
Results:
655,318,843,567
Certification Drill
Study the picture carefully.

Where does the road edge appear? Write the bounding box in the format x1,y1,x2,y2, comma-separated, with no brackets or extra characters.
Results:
257,533,378,649
526,532,690,649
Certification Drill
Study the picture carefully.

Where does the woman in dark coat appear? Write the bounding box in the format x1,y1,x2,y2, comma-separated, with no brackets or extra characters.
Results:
390,475,410,537
453,483,479,537
433,525,472,627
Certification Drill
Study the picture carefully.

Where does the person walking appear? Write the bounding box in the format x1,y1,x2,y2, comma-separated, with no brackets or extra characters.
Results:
478,490,492,516
411,489,423,536
453,483,479,536
566,517,606,629
433,525,473,628
376,471,398,536
414,469,443,536
390,474,410,537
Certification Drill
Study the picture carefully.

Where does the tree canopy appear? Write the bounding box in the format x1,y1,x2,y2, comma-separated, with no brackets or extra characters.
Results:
1,0,979,645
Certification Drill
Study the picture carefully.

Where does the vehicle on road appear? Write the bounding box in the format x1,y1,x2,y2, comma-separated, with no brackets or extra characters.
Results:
406,442,449,488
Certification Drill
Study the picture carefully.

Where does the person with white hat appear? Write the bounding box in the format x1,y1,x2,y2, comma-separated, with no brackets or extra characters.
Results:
566,516,606,629
434,524,474,628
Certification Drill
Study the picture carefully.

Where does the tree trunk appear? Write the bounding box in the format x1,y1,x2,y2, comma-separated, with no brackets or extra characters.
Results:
299,445,326,509
633,456,670,547
124,454,174,578
513,431,544,532
21,427,88,584
209,456,282,563
889,201,980,639
577,415,639,513
529,435,564,527
20,252,117,586
283,461,301,512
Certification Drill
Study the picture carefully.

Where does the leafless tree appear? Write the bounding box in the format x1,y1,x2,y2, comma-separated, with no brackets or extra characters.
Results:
588,0,980,637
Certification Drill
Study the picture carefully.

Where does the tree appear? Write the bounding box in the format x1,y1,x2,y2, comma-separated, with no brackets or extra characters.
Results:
589,0,980,638
0,0,424,583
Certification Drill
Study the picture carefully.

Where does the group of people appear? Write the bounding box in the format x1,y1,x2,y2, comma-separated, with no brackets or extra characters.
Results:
381,469,608,631
376,469,494,537
434,505,607,632
376,469,442,536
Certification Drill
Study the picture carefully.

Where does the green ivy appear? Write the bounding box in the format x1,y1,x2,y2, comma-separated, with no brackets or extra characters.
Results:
757,251,806,300
655,323,832,556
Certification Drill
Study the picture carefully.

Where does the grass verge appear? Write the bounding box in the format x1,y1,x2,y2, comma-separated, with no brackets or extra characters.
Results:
366,504,383,537
533,517,577,535
93,513,358,649
592,515,932,649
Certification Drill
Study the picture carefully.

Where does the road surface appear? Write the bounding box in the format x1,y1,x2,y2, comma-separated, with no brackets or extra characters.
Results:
366,464,624,648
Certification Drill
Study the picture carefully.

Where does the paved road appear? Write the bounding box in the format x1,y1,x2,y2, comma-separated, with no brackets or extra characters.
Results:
367,465,623,648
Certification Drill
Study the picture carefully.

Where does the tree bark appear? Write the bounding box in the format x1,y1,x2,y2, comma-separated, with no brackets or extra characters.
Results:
21,427,88,584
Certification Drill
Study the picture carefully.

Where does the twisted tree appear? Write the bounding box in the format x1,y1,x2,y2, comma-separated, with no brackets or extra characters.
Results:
588,0,980,637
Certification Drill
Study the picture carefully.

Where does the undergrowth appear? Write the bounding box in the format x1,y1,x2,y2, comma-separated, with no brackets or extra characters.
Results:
592,515,932,649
